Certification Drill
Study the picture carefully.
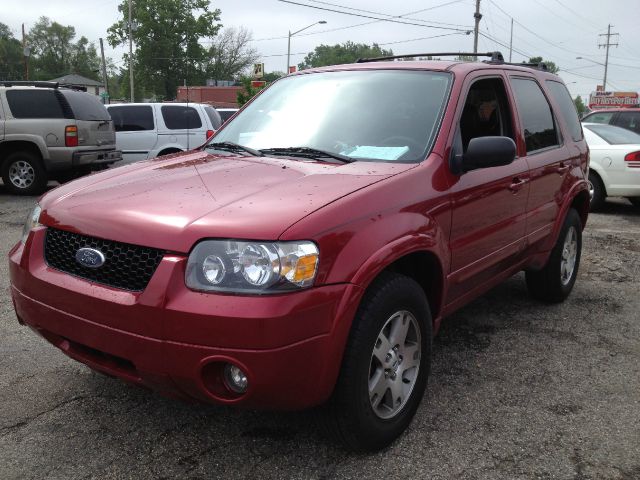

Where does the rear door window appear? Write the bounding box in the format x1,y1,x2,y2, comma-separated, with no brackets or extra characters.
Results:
107,106,154,131
613,111,640,135
161,106,202,130
60,90,111,121
6,90,68,119
510,78,560,153
545,81,583,141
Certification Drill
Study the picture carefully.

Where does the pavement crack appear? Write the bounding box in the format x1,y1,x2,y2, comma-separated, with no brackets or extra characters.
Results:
0,394,90,436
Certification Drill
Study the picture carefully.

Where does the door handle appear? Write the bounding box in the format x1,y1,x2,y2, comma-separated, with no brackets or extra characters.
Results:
557,162,571,173
509,177,528,192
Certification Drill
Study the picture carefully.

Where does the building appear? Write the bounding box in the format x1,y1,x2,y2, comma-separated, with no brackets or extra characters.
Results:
49,74,105,97
176,86,242,108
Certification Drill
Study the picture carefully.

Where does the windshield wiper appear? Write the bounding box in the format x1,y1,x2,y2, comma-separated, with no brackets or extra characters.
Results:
206,141,264,157
259,147,355,163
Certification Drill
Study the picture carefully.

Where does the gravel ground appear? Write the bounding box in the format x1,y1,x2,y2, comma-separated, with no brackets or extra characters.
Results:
1,184,639,480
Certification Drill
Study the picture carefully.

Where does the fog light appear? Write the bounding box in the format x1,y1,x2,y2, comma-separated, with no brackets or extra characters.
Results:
223,363,248,394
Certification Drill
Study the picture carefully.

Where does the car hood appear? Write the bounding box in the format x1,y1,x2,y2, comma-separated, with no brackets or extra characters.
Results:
40,151,414,253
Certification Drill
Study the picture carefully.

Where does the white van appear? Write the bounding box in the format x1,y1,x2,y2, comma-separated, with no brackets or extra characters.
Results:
106,103,222,164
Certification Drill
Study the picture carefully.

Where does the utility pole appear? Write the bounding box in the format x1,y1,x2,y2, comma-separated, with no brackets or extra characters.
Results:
509,18,513,62
99,38,109,104
21,23,29,81
473,0,482,54
128,0,134,102
598,24,618,91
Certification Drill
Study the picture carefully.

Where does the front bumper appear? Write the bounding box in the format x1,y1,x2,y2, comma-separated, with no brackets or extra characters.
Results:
9,228,363,409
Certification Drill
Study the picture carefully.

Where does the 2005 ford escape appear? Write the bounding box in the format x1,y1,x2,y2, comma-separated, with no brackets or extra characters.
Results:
9,52,590,452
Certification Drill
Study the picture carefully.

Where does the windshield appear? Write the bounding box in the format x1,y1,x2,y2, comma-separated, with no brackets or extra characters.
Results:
584,124,640,145
211,70,452,163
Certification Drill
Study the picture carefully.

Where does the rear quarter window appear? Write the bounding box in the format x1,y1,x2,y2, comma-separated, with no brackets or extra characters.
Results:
6,90,68,119
545,81,583,142
204,106,222,129
583,111,614,124
60,90,111,121
107,105,154,131
161,106,202,130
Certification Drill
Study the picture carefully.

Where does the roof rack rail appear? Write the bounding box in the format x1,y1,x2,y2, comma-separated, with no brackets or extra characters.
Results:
483,60,549,71
0,81,60,88
0,81,88,91
356,51,504,63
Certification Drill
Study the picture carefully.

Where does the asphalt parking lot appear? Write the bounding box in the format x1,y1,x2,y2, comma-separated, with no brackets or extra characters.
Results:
1,184,639,480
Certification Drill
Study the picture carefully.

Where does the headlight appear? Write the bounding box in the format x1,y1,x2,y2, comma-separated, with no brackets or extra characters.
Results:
186,240,319,294
21,204,42,244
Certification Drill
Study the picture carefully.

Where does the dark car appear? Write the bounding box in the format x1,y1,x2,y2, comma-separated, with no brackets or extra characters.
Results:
10,52,589,452
582,108,640,136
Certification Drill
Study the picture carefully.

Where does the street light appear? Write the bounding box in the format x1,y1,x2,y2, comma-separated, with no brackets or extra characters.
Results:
287,21,327,74
576,56,608,90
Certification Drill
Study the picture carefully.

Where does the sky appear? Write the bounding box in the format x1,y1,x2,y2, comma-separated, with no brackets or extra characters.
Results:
3,0,640,101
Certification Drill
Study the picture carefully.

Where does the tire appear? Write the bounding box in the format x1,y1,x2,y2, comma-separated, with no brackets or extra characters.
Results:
1,151,48,195
628,197,640,209
526,208,582,303
320,272,432,452
588,171,605,211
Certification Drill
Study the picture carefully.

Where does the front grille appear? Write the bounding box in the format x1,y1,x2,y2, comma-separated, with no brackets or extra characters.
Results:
44,228,165,291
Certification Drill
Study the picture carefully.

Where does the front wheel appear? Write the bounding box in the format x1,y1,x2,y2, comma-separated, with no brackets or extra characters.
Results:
526,208,582,303
321,272,432,452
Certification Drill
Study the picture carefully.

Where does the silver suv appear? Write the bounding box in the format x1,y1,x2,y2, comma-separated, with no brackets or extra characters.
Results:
0,82,122,195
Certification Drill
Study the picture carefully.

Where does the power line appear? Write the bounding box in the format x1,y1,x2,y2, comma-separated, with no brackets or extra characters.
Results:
306,0,472,28
276,0,472,33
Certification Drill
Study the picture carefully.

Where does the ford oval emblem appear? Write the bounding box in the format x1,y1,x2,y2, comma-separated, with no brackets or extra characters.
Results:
75,247,106,268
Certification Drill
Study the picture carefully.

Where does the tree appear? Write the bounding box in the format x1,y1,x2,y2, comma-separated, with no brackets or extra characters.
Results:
236,76,259,106
0,23,23,80
108,0,222,101
298,42,393,69
528,56,559,74
263,71,285,82
574,95,587,117
205,27,259,83
27,17,101,80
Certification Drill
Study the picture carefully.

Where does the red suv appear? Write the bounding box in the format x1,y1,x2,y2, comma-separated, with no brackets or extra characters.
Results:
9,52,590,452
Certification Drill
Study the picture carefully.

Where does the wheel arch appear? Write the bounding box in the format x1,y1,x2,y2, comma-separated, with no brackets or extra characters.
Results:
0,141,45,167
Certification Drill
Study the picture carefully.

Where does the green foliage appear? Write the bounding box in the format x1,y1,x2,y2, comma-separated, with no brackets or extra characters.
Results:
108,0,222,101
574,95,587,117
528,56,559,74
22,17,102,80
236,76,258,106
298,42,393,69
263,71,285,82
0,23,23,80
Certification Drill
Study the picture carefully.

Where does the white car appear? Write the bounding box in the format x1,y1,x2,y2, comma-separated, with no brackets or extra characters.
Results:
583,122,640,210
106,103,222,164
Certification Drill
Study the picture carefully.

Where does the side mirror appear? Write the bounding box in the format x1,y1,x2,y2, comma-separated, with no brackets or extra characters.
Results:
451,136,517,174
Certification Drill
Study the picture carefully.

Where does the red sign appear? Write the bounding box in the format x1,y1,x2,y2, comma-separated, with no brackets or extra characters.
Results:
289,66,297,74
251,80,266,89
589,91,639,109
